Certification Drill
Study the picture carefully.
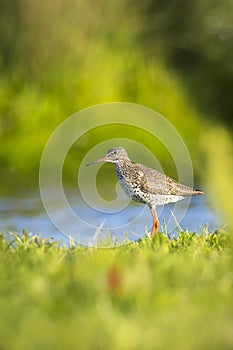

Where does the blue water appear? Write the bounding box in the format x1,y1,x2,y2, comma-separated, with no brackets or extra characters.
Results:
0,188,221,247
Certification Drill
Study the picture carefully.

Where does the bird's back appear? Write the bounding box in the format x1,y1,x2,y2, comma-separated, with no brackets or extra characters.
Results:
139,164,202,196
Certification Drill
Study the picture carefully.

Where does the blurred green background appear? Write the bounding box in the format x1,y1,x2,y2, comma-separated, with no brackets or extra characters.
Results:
0,0,233,225
0,3,233,349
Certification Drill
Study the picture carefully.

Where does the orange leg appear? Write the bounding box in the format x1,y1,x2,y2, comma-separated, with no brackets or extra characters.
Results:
150,207,160,238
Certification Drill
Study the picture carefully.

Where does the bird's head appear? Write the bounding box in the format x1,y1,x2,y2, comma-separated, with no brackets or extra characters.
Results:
86,147,129,166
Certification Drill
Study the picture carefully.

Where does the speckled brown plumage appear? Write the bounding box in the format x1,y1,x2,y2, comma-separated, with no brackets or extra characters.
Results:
86,147,203,238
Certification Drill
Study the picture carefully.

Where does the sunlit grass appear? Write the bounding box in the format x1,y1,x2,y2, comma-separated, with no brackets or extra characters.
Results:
0,229,232,349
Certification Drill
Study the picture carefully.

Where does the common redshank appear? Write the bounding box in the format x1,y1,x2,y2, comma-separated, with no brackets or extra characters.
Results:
86,147,203,238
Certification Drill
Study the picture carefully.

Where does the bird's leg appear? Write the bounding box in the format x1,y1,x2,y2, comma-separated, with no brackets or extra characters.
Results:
150,207,160,238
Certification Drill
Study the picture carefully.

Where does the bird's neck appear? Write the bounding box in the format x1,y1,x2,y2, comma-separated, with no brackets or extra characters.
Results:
114,159,132,177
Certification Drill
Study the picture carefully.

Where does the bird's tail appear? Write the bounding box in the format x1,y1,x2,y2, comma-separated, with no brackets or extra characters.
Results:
192,189,204,195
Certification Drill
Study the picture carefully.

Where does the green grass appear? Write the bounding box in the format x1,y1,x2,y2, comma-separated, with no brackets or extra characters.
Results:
0,230,232,350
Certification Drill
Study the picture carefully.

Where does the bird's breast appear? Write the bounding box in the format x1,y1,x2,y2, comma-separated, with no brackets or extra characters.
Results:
115,163,148,204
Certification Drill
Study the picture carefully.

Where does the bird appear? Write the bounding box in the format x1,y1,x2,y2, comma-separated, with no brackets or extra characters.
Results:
86,147,203,238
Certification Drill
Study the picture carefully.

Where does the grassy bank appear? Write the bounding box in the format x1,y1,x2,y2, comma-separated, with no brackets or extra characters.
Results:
0,230,232,350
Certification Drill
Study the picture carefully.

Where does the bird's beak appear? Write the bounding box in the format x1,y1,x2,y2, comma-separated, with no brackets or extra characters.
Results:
86,156,108,167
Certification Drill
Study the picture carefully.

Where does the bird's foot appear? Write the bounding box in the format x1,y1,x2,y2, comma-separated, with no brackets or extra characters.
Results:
150,220,160,239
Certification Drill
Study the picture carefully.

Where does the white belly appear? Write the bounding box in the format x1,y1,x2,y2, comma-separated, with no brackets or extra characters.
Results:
149,194,185,207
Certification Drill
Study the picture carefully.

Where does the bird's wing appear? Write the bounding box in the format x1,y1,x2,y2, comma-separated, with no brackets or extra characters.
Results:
137,164,199,196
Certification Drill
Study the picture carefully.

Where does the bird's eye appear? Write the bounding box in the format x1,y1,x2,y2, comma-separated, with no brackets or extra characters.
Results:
113,151,117,155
